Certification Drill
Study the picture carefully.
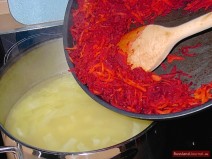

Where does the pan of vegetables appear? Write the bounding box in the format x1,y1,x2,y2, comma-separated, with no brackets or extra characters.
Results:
63,0,212,120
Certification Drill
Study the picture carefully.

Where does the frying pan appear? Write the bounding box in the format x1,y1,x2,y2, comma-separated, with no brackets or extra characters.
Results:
63,0,212,120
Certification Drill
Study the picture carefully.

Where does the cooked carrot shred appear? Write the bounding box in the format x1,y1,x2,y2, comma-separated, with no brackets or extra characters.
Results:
67,0,212,114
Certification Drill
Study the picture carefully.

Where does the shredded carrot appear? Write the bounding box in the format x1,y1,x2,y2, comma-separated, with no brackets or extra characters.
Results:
167,55,185,63
67,0,212,114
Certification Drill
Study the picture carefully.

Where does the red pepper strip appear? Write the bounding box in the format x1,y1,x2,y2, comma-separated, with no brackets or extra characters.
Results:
151,74,162,81
180,43,201,57
167,54,184,63
161,63,167,71
185,0,212,11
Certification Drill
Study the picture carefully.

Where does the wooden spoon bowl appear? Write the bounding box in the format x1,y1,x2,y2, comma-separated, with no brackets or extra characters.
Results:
118,12,212,72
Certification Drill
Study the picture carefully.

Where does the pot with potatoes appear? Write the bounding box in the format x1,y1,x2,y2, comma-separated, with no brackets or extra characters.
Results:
0,37,165,159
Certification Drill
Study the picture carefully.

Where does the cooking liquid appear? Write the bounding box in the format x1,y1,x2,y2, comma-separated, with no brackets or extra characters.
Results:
5,73,152,152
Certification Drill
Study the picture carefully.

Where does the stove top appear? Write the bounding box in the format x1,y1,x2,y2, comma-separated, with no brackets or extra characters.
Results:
0,25,212,159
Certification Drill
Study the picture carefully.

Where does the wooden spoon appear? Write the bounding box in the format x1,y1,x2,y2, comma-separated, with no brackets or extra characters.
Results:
118,12,212,72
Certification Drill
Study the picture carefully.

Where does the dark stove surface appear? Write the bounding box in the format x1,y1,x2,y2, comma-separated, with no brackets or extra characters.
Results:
0,25,212,159
165,109,212,151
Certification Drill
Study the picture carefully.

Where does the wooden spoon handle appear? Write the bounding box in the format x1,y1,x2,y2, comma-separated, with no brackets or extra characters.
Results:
173,12,212,40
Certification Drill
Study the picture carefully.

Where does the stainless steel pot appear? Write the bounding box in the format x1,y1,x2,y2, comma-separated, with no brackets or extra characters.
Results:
0,38,161,159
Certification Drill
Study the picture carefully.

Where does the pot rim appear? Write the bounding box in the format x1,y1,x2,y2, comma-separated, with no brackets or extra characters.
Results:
0,122,156,155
